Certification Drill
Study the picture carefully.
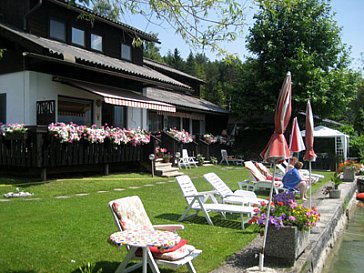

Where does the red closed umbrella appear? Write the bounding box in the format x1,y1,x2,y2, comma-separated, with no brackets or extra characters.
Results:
260,72,292,163
303,100,316,162
259,72,292,270
303,100,316,209
289,117,305,154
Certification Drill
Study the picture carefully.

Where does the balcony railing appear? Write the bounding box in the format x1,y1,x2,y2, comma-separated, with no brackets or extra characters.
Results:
0,126,154,180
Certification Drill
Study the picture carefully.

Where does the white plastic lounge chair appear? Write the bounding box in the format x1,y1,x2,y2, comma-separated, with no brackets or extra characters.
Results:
183,149,198,167
219,149,244,165
203,172,266,206
241,161,284,194
176,175,255,229
280,161,323,182
109,196,202,273
178,149,197,169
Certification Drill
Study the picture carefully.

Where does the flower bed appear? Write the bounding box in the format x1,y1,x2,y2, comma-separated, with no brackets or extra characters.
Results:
48,123,150,146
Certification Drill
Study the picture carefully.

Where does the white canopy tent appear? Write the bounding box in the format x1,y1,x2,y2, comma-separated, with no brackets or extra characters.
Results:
301,125,349,161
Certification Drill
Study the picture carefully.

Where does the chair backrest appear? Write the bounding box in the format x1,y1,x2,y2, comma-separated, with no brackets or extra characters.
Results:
176,175,199,205
255,162,272,177
203,172,233,198
221,149,228,159
182,149,189,159
109,196,154,231
244,161,267,181
277,164,287,174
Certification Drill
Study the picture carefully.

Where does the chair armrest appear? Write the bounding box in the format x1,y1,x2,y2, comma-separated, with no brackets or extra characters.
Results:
153,224,185,231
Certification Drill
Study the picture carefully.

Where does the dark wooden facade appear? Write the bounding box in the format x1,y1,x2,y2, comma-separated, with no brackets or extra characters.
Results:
0,126,155,180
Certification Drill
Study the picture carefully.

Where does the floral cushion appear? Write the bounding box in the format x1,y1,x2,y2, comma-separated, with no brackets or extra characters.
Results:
112,196,153,231
153,244,195,261
149,239,188,254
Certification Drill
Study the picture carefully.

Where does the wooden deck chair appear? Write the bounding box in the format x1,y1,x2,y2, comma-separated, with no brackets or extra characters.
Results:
203,172,266,206
219,149,244,165
255,162,283,180
109,196,202,273
175,175,255,229
242,161,284,194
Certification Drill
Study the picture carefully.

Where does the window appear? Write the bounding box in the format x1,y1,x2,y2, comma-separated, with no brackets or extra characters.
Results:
121,43,132,61
182,118,190,132
165,116,180,130
72,27,85,46
148,111,163,132
102,103,126,128
58,96,92,126
0,93,6,123
50,19,65,41
192,120,201,135
91,33,103,51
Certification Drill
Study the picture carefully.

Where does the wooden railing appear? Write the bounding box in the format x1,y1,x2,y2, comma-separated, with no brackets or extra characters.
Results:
0,126,154,180
197,139,232,161
161,131,199,157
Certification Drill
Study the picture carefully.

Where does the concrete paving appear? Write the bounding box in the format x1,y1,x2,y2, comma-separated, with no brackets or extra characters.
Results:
211,177,359,273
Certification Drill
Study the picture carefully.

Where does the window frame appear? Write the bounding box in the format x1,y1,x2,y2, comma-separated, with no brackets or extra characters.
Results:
57,95,93,126
71,26,85,47
0,93,6,124
121,43,132,61
49,18,66,42
91,33,103,52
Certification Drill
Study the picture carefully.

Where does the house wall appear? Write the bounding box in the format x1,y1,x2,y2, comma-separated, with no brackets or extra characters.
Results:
0,71,146,129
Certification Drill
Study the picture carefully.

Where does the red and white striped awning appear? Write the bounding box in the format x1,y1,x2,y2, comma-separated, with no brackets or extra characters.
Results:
56,78,176,113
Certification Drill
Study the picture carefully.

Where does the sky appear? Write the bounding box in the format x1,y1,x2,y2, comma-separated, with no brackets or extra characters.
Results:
122,0,363,70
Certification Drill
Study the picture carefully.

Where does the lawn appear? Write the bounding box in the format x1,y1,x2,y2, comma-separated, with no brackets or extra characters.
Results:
0,165,331,273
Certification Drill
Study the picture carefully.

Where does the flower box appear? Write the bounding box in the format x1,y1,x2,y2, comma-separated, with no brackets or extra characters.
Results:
342,167,355,182
4,133,28,141
265,226,309,265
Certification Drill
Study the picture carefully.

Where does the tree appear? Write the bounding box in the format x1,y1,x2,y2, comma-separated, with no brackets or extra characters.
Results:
163,48,185,71
143,35,163,62
72,0,248,55
241,0,359,122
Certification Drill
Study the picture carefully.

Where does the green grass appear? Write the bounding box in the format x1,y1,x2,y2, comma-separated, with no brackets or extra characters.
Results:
0,165,332,273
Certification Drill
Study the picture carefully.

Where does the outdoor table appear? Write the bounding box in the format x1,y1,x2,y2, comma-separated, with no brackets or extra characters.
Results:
109,229,181,273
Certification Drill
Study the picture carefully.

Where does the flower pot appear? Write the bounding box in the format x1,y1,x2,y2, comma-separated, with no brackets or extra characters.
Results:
265,226,309,265
343,167,355,182
329,189,341,199
163,157,171,163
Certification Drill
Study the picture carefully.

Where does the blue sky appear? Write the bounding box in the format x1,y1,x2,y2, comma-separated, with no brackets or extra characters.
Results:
122,0,363,70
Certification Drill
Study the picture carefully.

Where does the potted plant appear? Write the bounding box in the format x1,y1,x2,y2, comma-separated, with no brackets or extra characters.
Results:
0,123,28,140
329,172,342,199
250,192,320,265
162,153,172,163
196,154,205,166
210,156,218,165
338,160,362,182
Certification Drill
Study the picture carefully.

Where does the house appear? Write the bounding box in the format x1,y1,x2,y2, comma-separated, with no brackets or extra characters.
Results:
0,0,229,179
0,0,228,134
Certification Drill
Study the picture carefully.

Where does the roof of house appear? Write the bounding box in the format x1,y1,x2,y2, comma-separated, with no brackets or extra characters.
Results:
49,0,159,43
145,87,229,114
144,58,205,84
0,23,190,90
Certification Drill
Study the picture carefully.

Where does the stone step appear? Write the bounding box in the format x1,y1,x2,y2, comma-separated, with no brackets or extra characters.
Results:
161,171,184,177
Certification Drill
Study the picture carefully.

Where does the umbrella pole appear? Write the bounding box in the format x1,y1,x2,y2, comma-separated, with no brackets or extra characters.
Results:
259,163,277,271
309,161,312,210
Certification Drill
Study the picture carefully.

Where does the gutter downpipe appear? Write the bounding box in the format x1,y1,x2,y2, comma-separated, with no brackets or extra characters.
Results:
23,0,43,30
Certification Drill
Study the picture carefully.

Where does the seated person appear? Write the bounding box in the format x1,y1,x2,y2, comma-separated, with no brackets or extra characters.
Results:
285,156,298,172
282,161,309,200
